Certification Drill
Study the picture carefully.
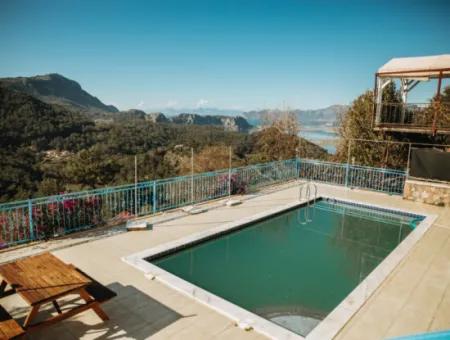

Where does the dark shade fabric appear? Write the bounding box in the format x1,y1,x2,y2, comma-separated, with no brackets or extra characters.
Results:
410,148,450,181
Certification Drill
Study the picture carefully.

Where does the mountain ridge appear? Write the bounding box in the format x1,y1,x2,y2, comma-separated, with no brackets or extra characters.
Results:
0,73,118,115
170,113,252,132
242,105,348,127
0,73,346,130
147,104,348,127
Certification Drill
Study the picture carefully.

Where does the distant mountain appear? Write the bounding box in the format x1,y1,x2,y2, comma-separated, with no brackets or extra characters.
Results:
115,109,147,121
0,73,118,115
170,113,252,132
147,112,170,123
0,73,346,130
298,105,348,125
150,107,243,117
243,105,348,127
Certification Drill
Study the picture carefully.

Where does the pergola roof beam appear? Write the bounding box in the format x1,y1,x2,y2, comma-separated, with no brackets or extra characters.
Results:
377,55,450,78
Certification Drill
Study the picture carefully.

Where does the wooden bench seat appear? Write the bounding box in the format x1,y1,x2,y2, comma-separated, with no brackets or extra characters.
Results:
24,266,116,332
0,256,116,335
0,305,24,339
74,268,117,303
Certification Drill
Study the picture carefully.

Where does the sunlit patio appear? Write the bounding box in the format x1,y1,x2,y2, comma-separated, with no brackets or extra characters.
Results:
1,180,449,340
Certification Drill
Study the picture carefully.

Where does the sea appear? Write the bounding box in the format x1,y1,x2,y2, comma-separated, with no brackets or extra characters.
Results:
299,128,339,154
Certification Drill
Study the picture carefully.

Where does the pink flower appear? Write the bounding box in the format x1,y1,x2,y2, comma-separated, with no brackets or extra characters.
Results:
63,199,77,211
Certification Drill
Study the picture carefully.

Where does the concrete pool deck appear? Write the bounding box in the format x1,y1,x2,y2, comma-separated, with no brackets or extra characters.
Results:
1,181,449,339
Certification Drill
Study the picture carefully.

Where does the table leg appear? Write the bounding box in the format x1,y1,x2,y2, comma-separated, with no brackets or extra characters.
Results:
0,280,6,296
79,288,109,321
23,304,41,328
52,300,62,314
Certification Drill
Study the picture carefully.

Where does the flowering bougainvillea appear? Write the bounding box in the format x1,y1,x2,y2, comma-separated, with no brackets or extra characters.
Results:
32,195,103,240
218,173,248,195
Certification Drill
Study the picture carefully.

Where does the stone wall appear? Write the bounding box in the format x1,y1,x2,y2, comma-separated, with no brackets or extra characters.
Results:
403,179,450,207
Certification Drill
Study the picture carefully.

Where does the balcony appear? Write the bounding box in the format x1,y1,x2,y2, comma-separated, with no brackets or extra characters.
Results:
374,101,450,134
373,54,450,135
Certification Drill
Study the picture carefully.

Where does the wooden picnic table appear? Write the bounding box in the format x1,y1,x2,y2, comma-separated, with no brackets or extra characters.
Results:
0,253,109,331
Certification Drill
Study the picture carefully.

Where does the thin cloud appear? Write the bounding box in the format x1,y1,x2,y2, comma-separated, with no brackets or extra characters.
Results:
165,100,178,108
196,99,209,108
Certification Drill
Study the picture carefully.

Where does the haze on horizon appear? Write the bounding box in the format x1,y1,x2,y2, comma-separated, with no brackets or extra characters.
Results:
1,0,449,112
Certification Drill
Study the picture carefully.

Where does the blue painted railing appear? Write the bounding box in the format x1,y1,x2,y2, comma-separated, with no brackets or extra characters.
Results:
0,158,406,247
0,159,298,246
298,159,407,194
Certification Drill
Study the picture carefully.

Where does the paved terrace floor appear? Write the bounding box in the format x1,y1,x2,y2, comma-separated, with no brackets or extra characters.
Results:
1,181,449,340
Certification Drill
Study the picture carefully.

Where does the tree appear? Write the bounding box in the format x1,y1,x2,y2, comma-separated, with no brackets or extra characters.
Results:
337,91,378,166
63,146,120,189
335,90,408,168
194,145,232,172
439,86,450,129
254,111,301,161
425,85,450,130
115,149,179,183
0,148,42,201
36,178,64,197
382,81,402,104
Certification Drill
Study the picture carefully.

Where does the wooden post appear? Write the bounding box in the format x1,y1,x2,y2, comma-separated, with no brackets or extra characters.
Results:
373,74,378,127
432,71,443,135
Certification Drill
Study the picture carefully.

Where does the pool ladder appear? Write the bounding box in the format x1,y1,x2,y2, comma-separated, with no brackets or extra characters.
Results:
297,181,317,225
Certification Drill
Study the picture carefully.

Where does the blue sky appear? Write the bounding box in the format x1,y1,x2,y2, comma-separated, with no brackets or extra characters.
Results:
1,0,449,111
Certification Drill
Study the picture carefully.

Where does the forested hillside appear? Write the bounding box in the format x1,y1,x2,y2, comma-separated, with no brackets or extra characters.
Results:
0,87,328,202
0,87,92,148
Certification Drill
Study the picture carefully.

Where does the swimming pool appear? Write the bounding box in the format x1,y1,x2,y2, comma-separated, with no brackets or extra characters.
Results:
150,198,421,336
124,196,433,339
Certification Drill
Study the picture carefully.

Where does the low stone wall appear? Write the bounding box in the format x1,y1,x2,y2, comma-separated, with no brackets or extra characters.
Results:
403,179,450,207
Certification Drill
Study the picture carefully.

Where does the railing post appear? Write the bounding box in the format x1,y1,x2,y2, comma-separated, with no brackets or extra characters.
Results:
345,140,352,187
134,155,138,216
152,181,157,214
346,163,351,187
27,199,34,241
228,146,232,198
191,148,194,204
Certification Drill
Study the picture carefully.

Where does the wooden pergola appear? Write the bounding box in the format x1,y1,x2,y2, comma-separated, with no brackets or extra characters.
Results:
373,54,450,135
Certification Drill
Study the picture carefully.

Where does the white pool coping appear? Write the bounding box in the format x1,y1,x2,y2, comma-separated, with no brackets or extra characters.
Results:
122,196,437,340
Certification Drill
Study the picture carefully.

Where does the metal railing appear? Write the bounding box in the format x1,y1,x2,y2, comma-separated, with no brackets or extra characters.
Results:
298,159,406,194
0,159,299,247
378,102,450,129
0,158,407,247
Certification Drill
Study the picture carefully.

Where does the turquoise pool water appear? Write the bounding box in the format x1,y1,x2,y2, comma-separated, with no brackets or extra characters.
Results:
150,199,422,336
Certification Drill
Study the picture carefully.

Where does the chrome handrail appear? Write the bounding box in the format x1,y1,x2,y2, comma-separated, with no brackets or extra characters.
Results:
297,181,317,224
